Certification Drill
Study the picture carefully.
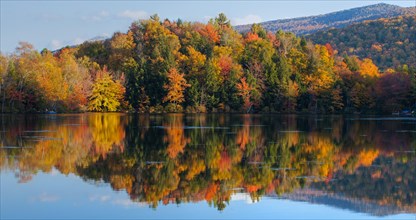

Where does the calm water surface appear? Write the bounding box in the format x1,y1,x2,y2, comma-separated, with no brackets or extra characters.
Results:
0,114,415,219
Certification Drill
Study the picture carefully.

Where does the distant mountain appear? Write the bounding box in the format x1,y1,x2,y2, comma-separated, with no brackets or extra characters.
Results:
234,3,415,35
308,15,416,70
86,35,108,43
276,188,412,217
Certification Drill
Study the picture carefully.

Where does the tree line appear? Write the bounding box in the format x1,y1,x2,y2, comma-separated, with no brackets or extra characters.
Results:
0,14,415,113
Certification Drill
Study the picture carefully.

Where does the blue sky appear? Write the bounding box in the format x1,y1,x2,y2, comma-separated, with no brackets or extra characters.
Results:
1,1,415,53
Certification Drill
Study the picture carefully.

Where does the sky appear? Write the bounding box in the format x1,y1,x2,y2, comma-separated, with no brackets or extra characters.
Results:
1,0,415,53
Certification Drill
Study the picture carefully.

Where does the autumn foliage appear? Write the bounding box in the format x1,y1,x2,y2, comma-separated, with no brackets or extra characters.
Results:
88,68,125,112
0,14,415,113
163,68,190,110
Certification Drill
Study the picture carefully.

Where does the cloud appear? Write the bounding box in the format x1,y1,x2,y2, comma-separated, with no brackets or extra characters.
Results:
49,40,63,50
39,193,59,202
112,199,147,208
99,11,109,17
113,199,135,207
81,10,110,22
73,38,85,45
39,13,62,22
231,14,262,26
100,195,111,202
231,193,258,204
118,10,149,20
89,194,147,208
89,195,111,202
203,16,213,22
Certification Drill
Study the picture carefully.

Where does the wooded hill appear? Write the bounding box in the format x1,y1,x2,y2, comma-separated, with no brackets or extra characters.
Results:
308,15,416,70
234,3,415,35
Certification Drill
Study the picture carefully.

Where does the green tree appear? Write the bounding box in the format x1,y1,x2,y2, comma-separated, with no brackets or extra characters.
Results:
130,15,181,106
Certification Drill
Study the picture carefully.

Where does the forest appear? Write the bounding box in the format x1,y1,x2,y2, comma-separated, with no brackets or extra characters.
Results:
0,14,415,114
309,15,416,70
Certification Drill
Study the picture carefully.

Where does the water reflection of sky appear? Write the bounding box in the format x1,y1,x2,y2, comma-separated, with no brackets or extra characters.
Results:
1,169,413,219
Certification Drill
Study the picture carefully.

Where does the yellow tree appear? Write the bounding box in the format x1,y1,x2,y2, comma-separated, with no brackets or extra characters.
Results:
359,58,379,77
183,46,206,75
287,80,299,111
59,48,92,111
304,45,337,112
163,68,190,110
36,50,67,110
88,68,125,112
0,54,7,84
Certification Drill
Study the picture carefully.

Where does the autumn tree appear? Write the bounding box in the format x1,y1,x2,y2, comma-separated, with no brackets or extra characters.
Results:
211,45,243,111
9,42,41,111
58,48,92,111
376,72,413,113
181,46,206,108
76,40,109,67
108,31,136,73
215,13,231,29
130,14,181,106
35,50,67,110
349,80,375,112
242,25,275,110
286,80,299,111
107,31,138,112
0,54,8,113
359,58,379,77
88,68,126,112
163,68,190,112
236,77,252,111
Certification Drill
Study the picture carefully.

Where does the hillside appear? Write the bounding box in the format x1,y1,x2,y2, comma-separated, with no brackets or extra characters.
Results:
308,15,416,70
234,3,415,35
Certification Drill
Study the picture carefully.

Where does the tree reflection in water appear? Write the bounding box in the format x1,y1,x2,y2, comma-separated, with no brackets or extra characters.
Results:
0,114,415,214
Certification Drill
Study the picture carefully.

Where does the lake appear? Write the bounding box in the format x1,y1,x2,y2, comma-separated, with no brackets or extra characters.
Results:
0,113,415,219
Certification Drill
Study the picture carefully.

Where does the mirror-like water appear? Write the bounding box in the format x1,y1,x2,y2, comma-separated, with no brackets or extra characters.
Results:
0,114,415,219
